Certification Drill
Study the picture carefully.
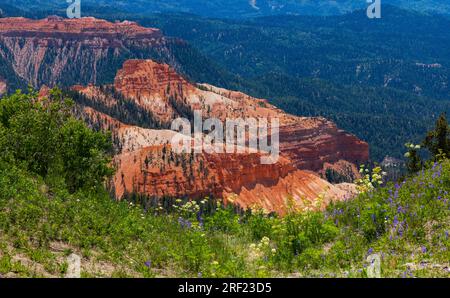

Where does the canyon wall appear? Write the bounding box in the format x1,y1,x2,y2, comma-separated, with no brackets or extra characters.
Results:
0,17,177,87
74,59,369,213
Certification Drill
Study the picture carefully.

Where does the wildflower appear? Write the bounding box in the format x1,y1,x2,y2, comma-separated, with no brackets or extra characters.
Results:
196,212,204,228
178,217,192,229
421,246,427,254
445,231,449,239
261,237,270,246
144,260,152,268
393,216,399,227
367,248,374,255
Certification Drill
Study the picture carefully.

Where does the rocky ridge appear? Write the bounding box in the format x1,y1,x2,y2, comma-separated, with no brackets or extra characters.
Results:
73,59,369,214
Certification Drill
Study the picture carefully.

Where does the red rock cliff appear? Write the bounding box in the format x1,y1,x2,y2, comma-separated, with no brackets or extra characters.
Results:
72,59,369,214
111,59,369,172
0,17,168,87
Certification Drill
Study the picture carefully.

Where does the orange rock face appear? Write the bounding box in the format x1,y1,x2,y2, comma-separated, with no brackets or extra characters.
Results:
73,59,369,214
112,144,351,215
279,121,369,172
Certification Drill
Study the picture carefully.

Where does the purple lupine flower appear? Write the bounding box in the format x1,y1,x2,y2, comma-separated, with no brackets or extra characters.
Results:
178,217,185,228
421,246,427,254
144,260,152,268
393,216,399,227
445,231,449,239
367,248,374,255
178,217,192,229
196,212,204,228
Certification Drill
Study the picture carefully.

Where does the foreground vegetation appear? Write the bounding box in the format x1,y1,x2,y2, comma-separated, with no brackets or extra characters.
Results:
0,90,449,278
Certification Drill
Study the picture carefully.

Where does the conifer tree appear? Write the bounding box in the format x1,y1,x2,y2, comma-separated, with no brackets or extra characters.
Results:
423,113,450,160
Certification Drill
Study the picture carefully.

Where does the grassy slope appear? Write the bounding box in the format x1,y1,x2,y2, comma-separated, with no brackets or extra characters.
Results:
1,158,449,278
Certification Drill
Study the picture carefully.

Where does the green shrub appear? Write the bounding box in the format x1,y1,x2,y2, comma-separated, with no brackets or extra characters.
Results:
205,206,241,234
0,89,113,193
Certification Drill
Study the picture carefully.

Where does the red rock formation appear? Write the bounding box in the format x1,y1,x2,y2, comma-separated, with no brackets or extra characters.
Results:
111,59,369,172
279,121,369,172
113,60,193,123
0,16,162,38
112,143,351,215
74,59,369,214
0,17,167,87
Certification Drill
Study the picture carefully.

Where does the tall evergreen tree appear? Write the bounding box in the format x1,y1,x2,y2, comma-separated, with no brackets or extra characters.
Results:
423,113,450,160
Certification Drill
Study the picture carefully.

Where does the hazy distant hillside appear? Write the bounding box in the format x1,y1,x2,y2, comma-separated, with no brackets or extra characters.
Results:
2,0,450,18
